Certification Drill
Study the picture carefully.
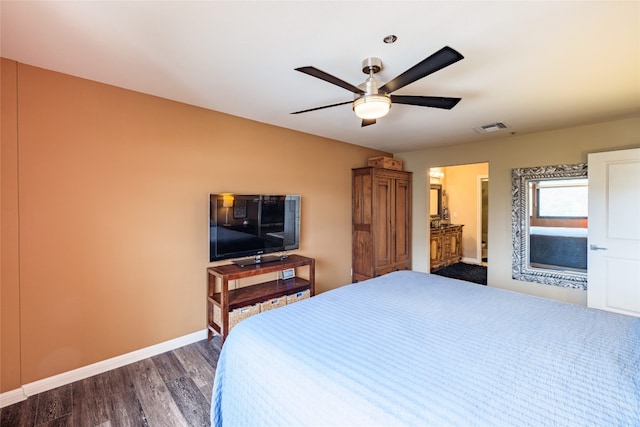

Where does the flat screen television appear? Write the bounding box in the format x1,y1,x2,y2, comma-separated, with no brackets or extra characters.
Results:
209,194,300,265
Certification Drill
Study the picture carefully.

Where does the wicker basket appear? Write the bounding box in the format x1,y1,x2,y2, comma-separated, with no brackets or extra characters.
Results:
286,289,311,304
228,304,260,331
259,296,287,312
213,304,222,326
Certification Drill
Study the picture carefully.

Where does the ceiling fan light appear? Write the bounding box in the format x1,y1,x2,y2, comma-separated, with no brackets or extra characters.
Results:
353,95,391,119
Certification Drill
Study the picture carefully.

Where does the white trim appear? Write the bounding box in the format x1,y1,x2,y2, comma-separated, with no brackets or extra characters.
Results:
461,256,481,265
0,388,27,408
1,329,208,408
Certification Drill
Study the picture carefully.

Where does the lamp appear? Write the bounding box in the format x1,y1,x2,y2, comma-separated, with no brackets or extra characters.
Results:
222,194,234,226
429,169,445,179
353,63,391,120
353,95,391,119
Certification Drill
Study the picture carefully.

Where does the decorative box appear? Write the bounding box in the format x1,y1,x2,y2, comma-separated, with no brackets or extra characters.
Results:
368,156,403,171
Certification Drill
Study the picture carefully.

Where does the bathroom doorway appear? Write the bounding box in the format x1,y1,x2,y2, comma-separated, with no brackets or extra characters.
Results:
429,163,489,269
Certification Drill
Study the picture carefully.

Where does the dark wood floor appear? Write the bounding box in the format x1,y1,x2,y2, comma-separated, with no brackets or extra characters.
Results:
0,336,222,427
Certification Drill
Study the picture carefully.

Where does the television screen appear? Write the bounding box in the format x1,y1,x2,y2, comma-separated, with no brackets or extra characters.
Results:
209,194,300,263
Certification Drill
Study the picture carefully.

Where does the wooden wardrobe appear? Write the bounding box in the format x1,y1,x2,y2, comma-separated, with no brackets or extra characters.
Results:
352,167,412,282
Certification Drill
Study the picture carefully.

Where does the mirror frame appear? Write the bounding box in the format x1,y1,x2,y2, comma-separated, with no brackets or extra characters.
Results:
430,184,443,219
511,163,588,289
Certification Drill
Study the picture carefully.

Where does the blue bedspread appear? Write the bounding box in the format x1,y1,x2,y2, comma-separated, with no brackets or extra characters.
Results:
211,271,640,426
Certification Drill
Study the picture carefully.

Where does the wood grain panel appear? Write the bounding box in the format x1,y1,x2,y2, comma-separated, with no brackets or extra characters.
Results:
0,395,38,426
165,376,210,427
151,352,188,384
33,385,72,424
173,345,216,400
195,337,222,370
71,375,109,426
101,366,149,427
127,359,189,427
0,339,221,427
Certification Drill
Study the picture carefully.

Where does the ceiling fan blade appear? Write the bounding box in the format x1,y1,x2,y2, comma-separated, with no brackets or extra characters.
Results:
379,46,464,94
391,95,461,110
361,118,376,127
295,66,365,95
291,100,352,115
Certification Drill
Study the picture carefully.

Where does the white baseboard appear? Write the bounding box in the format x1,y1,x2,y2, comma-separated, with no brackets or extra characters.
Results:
0,388,27,408
462,257,481,264
1,329,208,408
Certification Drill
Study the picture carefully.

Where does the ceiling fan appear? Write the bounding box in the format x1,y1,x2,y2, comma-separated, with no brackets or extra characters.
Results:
291,46,464,127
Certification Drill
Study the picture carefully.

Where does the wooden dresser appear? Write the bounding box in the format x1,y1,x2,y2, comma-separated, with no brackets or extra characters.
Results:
430,225,463,271
352,167,412,281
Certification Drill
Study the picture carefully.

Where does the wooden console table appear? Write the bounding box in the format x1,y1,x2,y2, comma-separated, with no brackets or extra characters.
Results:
207,254,315,342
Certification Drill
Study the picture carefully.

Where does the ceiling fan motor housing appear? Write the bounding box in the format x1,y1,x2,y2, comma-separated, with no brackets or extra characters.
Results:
362,57,383,75
358,57,386,98
357,78,385,98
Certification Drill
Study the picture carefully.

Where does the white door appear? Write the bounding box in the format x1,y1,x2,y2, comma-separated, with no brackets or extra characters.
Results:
587,148,640,317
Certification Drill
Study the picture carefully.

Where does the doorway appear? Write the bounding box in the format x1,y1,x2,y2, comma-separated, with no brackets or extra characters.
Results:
429,163,489,280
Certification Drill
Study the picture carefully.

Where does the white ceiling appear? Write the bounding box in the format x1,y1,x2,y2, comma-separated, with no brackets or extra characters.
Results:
2,1,639,153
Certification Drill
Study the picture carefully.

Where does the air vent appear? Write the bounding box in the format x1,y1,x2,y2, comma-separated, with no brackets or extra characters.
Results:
474,122,509,134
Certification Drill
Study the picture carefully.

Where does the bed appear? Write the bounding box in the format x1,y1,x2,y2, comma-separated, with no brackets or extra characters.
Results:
211,270,640,426
529,226,588,270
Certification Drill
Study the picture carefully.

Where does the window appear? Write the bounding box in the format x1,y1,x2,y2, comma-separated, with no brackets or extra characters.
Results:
536,179,588,218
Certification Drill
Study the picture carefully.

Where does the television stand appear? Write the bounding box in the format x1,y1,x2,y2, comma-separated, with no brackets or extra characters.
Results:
207,254,315,342
232,254,287,267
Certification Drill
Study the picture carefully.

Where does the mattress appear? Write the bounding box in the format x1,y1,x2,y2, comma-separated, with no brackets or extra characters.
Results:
211,270,640,426
529,227,588,270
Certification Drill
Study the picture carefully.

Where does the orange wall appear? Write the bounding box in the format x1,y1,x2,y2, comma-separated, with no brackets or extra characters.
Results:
1,59,22,392
1,59,388,390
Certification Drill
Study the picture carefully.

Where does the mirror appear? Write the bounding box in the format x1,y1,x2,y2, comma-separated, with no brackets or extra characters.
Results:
511,163,588,289
430,184,442,219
